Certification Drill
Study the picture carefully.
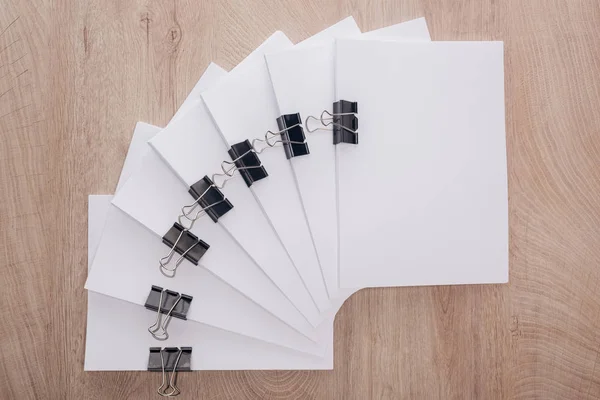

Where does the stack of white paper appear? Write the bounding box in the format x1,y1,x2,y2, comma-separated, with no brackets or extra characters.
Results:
84,15,507,390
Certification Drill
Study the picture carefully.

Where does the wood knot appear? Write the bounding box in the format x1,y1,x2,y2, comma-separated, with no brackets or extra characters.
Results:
167,25,181,45
139,12,152,26
509,315,521,337
243,370,320,398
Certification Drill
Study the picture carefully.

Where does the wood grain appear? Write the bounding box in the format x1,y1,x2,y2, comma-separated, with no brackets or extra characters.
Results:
1,0,600,399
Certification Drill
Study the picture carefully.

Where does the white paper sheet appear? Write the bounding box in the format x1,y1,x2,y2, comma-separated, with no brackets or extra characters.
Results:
113,50,324,326
87,66,324,353
86,122,353,370
88,126,329,356
335,39,508,288
150,112,324,325
170,63,227,124
116,122,161,191
266,18,431,298
87,198,347,370
199,20,364,313
360,17,431,40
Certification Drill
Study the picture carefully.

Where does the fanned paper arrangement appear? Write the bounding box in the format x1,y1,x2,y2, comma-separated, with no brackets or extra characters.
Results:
84,16,508,396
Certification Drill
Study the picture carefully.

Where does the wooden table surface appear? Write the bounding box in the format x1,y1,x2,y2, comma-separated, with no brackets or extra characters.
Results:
2,0,600,399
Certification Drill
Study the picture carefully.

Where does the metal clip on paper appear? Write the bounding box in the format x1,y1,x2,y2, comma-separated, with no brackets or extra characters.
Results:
227,139,269,187
182,175,234,222
159,221,210,278
198,114,310,192
243,113,309,159
159,115,309,275
305,100,358,144
148,347,192,397
158,176,231,277
145,286,193,341
275,113,310,159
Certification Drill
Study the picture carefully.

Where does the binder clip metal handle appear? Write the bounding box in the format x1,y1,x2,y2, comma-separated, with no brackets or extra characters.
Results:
148,289,182,341
305,100,358,144
159,219,204,277
305,110,330,133
149,347,192,397
250,121,305,154
203,151,265,191
210,160,240,189
159,227,192,278
182,176,233,223
180,184,226,222
305,110,357,133
157,348,183,397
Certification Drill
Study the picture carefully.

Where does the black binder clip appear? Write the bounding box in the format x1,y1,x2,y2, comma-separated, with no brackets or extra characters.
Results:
160,222,209,277
148,347,192,397
304,100,358,144
332,100,358,144
145,286,193,340
246,114,309,160
181,175,233,222
227,139,268,187
276,113,310,159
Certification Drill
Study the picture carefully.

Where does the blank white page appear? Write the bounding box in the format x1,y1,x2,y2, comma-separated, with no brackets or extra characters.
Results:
295,16,358,47
335,40,508,288
90,65,322,345
87,200,325,356
151,32,293,187
199,21,362,313
147,33,323,326
86,127,353,368
361,17,431,40
266,18,431,297
95,132,323,350
170,62,226,124
117,133,322,329
87,199,338,370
